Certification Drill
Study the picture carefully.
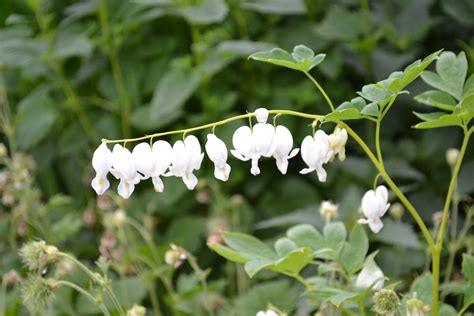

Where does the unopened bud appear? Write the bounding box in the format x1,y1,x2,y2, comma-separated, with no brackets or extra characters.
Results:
21,275,58,313
83,208,96,226
97,195,111,210
446,148,459,167
127,304,146,316
372,289,399,316
3,269,21,287
389,203,404,220
164,244,187,268
0,143,7,158
19,241,59,272
432,211,443,225
406,295,424,316
319,201,338,223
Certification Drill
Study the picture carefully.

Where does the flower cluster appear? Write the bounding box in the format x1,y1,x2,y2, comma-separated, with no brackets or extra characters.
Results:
91,108,348,199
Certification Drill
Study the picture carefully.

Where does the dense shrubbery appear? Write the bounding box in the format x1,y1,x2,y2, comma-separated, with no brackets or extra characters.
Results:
0,0,473,315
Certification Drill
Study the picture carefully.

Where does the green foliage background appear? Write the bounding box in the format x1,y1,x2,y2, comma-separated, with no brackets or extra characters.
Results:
0,0,473,314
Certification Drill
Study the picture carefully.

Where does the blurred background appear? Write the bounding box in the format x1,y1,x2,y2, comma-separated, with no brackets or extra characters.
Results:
0,0,473,314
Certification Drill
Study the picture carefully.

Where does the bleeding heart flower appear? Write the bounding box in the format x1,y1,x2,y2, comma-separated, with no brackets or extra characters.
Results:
91,143,113,195
205,134,231,181
358,185,390,233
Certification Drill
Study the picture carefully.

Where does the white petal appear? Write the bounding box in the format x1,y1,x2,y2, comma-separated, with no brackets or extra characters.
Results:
132,142,155,178
301,135,317,168
112,144,137,181
92,143,112,177
276,158,289,174
205,134,228,165
230,150,249,161
315,165,327,182
117,180,135,199
152,176,164,192
153,140,173,175
355,261,384,289
250,158,260,175
288,148,299,159
170,141,187,177
91,175,110,195
368,216,384,233
254,108,269,123
182,172,198,190
232,126,253,158
358,218,369,224
375,185,389,204
253,123,275,157
184,135,203,169
299,167,315,174
361,190,379,219
214,163,231,181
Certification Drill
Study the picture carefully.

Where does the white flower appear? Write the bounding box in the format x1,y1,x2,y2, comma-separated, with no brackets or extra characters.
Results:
328,126,348,161
91,143,113,195
110,145,140,199
231,123,275,176
272,125,299,174
256,310,279,316
299,130,331,182
205,134,231,181
131,141,172,192
319,200,338,222
255,107,269,123
355,259,385,290
168,135,204,190
358,185,390,233
446,148,459,167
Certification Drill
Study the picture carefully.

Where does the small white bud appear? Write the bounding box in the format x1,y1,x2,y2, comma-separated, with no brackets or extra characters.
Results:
446,148,459,167
254,108,269,123
319,200,338,222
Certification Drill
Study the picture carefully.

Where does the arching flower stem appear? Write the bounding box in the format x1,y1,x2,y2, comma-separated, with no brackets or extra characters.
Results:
101,110,322,145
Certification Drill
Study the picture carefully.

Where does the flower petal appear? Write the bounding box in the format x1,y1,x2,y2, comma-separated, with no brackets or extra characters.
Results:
91,175,110,195
117,180,135,199
182,172,198,190
152,176,164,192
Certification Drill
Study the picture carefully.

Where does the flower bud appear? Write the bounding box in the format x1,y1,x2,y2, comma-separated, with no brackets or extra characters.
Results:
0,143,7,158
406,295,424,316
164,244,187,268
372,289,399,316
55,260,74,278
255,108,269,123
19,241,59,272
83,208,97,226
21,275,58,313
319,200,338,223
432,211,443,225
3,269,21,287
446,148,459,167
388,202,404,220
127,304,146,316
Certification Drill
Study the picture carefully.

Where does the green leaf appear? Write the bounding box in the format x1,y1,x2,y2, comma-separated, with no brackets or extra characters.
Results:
223,232,277,260
150,67,200,121
455,92,474,120
398,50,441,90
316,6,363,41
249,45,325,72
286,224,323,250
207,243,247,264
462,254,474,283
462,285,474,313
360,102,379,117
242,0,307,15
274,238,298,257
421,51,467,100
323,222,347,246
173,0,228,25
414,90,457,111
413,112,463,129
374,219,422,249
15,88,59,149
358,84,390,103
340,225,369,274
52,24,93,59
270,247,313,275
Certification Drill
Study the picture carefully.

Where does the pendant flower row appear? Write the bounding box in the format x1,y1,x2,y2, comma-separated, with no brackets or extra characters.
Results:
91,108,348,199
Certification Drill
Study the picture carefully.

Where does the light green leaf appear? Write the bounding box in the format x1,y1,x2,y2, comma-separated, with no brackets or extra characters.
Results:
286,224,323,250
274,238,298,257
358,84,391,103
464,74,474,96
323,222,347,246
324,108,363,122
207,243,247,264
462,254,474,283
455,92,474,120
249,45,325,72
173,0,228,24
398,50,441,90
462,285,474,313
316,6,363,41
244,258,275,277
374,218,422,248
242,0,307,15
52,24,93,59
270,247,313,275
223,232,277,260
340,225,369,274
360,102,379,117
415,90,457,111
421,51,467,100
413,112,463,129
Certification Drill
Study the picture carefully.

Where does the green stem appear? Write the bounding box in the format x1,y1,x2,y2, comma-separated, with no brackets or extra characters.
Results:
103,110,322,144
58,253,125,316
0,276,6,316
339,122,435,251
304,72,335,111
0,65,16,154
186,252,215,316
432,127,471,316
56,280,110,316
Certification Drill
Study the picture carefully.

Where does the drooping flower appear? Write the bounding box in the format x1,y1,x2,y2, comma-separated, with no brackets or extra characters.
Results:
110,144,140,199
358,185,390,233
231,124,275,176
272,125,299,174
328,126,348,161
299,130,331,182
205,134,231,181
168,135,204,190
131,141,172,192
91,143,113,195
355,258,385,290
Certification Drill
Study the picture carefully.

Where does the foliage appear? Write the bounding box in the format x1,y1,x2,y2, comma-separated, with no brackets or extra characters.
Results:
0,0,473,315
